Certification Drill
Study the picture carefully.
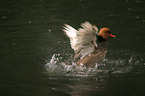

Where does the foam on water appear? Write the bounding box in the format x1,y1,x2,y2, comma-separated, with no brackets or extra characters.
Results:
44,54,142,77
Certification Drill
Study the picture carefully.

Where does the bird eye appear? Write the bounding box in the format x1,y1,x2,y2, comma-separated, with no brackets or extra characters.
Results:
105,31,111,34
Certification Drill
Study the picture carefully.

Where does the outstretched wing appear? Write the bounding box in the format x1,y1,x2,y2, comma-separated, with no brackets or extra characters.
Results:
63,21,98,59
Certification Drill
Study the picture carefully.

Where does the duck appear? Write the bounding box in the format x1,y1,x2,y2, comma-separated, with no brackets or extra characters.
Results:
62,21,116,68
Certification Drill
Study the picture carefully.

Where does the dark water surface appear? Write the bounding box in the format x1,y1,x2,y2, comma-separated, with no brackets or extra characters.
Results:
0,0,145,96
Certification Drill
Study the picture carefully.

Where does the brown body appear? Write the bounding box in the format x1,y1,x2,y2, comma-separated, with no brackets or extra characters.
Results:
77,50,107,67
77,40,108,67
76,28,115,67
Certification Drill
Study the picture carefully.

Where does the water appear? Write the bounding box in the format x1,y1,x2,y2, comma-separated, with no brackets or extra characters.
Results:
0,0,145,96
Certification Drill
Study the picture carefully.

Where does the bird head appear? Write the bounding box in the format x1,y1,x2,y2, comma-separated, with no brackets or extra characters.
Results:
98,27,116,40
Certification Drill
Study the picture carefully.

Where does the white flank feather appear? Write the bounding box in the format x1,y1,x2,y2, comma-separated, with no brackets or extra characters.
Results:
63,21,99,59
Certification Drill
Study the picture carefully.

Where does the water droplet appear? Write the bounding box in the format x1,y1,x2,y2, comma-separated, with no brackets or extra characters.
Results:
2,16,7,19
127,8,132,11
48,29,51,33
136,16,139,19
29,21,32,23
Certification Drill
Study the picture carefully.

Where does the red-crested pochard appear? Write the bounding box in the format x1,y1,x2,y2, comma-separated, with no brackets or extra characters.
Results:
63,21,116,67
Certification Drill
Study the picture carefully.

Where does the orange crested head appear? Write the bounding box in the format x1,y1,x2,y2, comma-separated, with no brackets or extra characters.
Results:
98,27,116,40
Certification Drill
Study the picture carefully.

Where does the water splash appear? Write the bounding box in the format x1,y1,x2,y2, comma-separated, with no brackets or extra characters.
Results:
44,54,141,76
45,54,102,76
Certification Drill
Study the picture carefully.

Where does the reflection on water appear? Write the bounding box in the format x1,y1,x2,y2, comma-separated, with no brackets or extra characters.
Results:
68,78,105,96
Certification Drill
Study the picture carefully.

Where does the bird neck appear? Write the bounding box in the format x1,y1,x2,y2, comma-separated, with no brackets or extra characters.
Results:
97,35,106,42
97,36,108,51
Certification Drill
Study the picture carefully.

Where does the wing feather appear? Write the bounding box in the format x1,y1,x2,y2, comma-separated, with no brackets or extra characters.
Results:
63,21,98,59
